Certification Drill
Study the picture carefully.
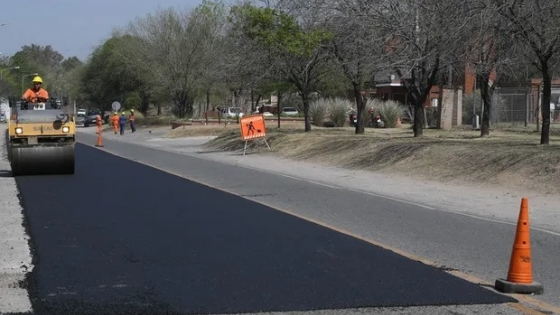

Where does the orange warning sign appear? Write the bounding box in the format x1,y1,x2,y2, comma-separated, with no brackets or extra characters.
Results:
240,114,267,141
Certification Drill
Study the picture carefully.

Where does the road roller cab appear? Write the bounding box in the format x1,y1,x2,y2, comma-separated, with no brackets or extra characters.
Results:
8,99,76,176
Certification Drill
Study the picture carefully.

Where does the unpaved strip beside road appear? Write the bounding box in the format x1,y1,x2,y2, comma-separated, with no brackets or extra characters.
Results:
0,125,33,314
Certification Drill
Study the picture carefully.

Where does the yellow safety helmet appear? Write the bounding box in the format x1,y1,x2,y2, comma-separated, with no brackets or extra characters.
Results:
130,109,134,112
121,112,125,115
32,76,43,83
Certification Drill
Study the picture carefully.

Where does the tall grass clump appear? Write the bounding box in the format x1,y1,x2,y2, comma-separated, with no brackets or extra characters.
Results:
377,100,405,128
328,97,353,127
309,99,328,126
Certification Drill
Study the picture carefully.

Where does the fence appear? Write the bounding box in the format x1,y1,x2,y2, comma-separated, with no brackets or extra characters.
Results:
492,87,532,125
462,87,535,126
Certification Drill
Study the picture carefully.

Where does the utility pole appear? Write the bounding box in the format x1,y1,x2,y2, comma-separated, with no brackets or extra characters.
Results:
0,66,20,79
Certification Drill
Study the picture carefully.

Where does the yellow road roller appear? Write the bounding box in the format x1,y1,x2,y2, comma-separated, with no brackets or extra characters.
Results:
7,99,75,176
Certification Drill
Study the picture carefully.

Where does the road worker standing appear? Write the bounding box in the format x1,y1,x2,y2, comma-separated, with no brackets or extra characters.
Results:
110,112,119,134
119,112,127,135
129,109,136,133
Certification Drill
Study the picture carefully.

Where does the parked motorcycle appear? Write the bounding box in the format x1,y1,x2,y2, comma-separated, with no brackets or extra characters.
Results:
349,112,358,127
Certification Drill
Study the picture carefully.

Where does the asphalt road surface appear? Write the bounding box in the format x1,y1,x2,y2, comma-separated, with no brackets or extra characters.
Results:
10,143,518,315
76,130,560,307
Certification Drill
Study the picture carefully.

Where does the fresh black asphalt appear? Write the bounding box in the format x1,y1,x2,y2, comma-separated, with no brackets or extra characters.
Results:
13,143,516,314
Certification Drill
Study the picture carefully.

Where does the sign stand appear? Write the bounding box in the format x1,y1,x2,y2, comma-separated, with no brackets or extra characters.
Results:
239,114,271,156
243,138,271,156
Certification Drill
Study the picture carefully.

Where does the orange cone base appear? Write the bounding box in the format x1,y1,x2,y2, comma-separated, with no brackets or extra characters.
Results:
95,136,104,147
495,278,543,294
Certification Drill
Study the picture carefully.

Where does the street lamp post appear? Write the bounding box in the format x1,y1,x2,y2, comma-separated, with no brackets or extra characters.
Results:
0,66,20,79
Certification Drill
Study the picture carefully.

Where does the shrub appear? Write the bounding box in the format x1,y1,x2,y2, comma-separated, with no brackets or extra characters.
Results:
327,97,352,127
309,99,328,126
378,100,406,128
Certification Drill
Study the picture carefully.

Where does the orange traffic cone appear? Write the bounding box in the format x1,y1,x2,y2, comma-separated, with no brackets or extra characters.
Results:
495,198,543,294
95,128,104,147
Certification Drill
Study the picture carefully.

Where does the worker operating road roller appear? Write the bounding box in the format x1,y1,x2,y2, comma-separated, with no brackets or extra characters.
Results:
8,75,76,176
21,76,49,103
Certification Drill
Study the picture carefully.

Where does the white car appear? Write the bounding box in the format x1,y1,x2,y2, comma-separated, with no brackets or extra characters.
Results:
253,110,274,117
281,107,299,116
220,107,244,118
77,108,86,116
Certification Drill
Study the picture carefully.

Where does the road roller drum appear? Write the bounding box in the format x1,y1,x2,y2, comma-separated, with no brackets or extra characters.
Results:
10,145,74,176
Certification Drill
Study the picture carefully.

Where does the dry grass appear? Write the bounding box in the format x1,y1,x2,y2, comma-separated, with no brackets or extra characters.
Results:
162,124,237,138
204,124,560,195
161,120,305,138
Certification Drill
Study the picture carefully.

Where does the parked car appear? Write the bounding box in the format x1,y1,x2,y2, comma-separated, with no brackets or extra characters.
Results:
281,107,299,116
252,109,274,117
75,113,85,125
0,113,6,123
220,107,244,118
83,109,102,127
76,108,86,116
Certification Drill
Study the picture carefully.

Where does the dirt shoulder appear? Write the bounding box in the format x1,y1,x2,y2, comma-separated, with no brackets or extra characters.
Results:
204,124,560,196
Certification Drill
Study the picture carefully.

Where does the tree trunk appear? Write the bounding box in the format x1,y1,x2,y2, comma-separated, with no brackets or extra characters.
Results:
402,78,431,138
302,92,311,132
255,95,262,112
479,73,493,137
541,62,551,145
277,92,282,129
353,82,365,134
140,94,150,117
251,89,254,112
413,104,424,137
174,90,192,119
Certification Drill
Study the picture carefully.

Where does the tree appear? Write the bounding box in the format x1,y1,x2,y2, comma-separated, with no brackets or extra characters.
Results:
48,56,84,100
120,1,226,118
10,44,64,76
0,57,20,97
461,0,518,137
231,3,331,131
374,0,467,137
492,0,560,145
224,1,288,120
80,35,145,111
322,0,387,134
